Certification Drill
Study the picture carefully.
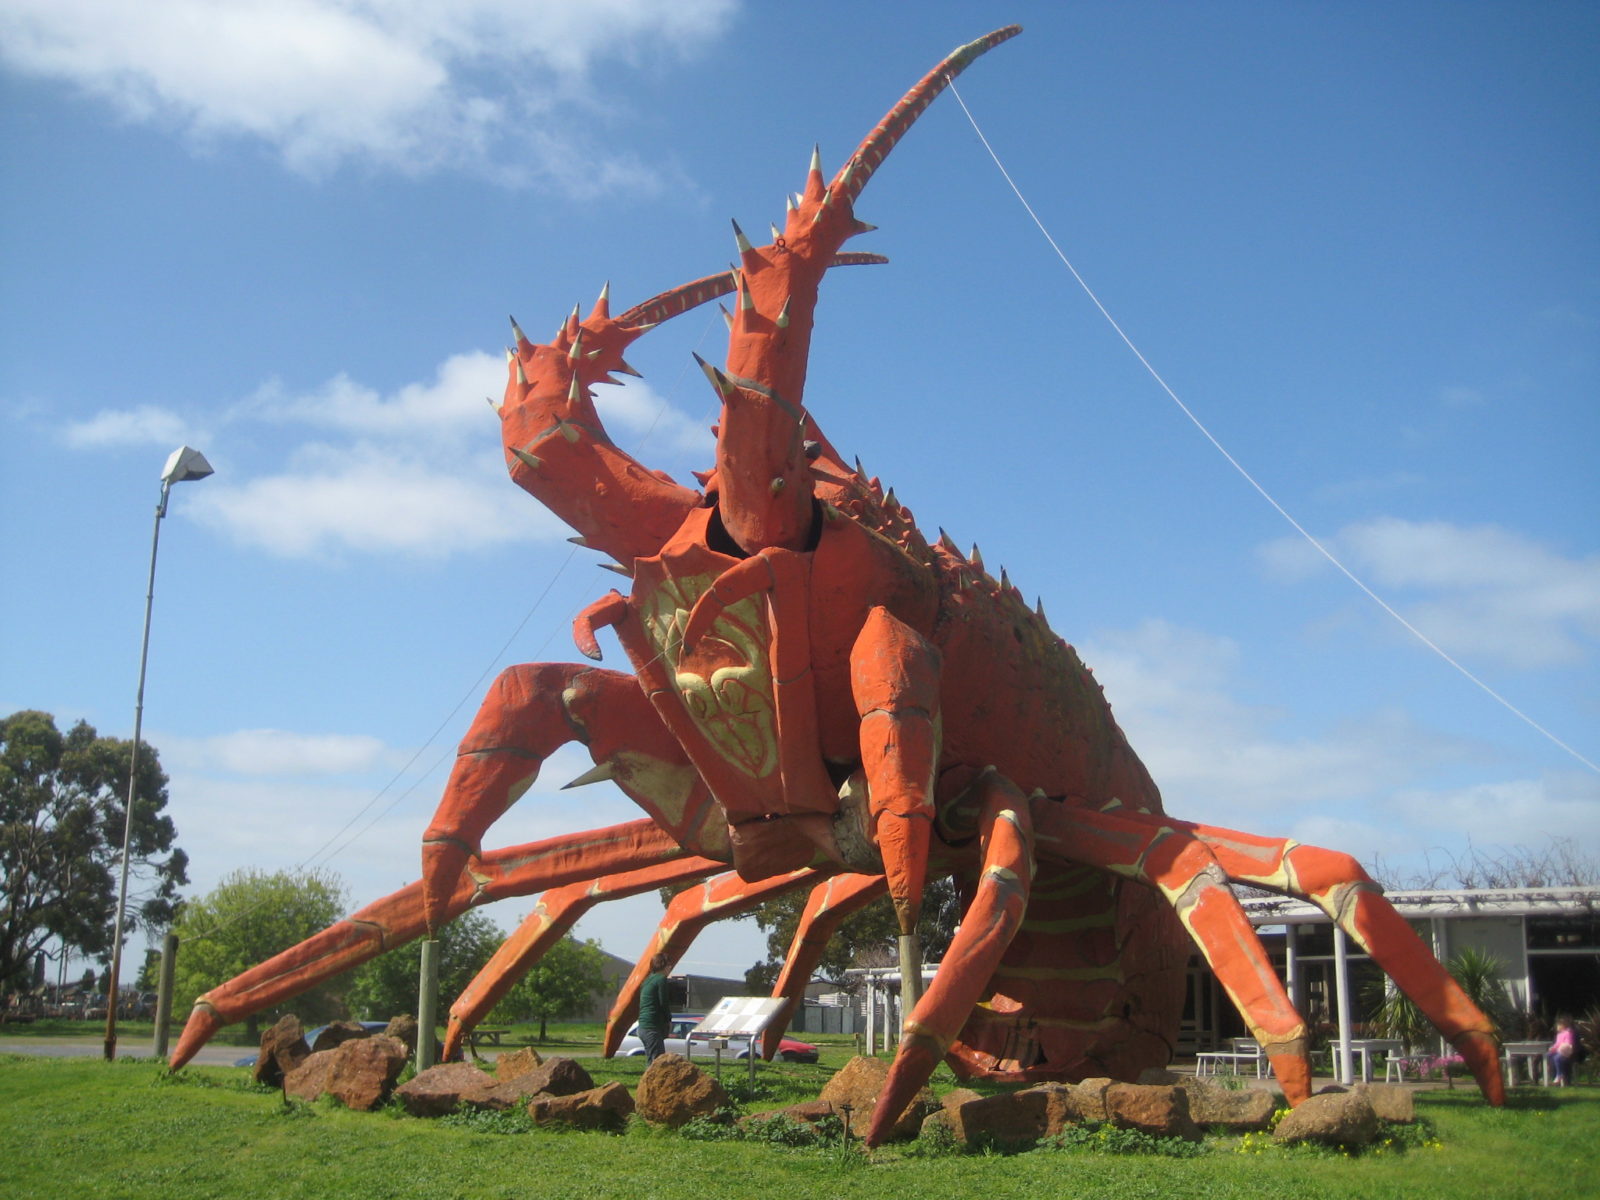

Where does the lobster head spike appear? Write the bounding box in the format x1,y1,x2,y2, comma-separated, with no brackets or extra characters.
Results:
666,25,1022,556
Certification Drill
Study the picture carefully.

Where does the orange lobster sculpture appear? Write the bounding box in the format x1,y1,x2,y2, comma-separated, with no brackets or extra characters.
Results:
171,27,1504,1144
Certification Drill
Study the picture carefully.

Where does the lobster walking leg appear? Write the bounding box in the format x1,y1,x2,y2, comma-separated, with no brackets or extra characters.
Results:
602,867,828,1056
1180,820,1505,1105
851,605,942,1008
867,771,1033,1147
1031,801,1314,1103
761,873,887,1060
421,662,725,930
441,857,722,1061
169,819,689,1070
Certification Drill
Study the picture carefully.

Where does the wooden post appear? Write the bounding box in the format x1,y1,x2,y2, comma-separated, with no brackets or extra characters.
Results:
152,932,179,1059
417,939,440,1070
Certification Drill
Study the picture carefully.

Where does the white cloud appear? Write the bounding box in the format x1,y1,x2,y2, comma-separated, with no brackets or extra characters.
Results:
0,0,738,187
63,404,199,448
594,379,714,458
1081,620,1465,833
1389,773,1600,855
66,347,707,559
192,440,559,558
243,351,502,441
1259,518,1600,669
163,728,397,775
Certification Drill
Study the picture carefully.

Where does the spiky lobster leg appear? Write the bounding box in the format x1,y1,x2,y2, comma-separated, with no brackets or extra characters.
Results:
761,873,887,1060
441,857,722,1061
867,770,1033,1147
850,606,942,1009
1179,820,1505,1105
601,868,828,1057
420,662,726,931
169,820,688,1070
1030,801,1314,1103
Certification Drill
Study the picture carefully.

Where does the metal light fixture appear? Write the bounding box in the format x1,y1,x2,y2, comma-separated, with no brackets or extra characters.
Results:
103,445,212,1060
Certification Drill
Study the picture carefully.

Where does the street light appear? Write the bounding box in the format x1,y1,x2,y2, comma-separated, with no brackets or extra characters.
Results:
103,445,212,1061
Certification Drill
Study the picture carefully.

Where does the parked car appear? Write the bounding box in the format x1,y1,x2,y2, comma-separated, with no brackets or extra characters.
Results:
617,1015,819,1063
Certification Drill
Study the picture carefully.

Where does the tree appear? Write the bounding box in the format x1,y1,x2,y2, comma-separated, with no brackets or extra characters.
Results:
742,876,963,992
486,934,608,1042
1372,837,1600,890
346,910,504,1021
0,710,187,996
170,868,346,1038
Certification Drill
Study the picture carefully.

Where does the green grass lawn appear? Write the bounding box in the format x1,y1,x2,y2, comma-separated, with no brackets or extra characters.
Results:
2,1049,1594,1200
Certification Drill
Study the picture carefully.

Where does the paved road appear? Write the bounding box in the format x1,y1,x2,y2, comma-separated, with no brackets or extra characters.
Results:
0,1037,247,1066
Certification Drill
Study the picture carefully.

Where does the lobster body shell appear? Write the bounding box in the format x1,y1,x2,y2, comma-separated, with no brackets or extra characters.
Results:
602,471,1192,1079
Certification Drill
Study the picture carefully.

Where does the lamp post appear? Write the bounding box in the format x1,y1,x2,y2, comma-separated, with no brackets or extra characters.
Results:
103,445,212,1061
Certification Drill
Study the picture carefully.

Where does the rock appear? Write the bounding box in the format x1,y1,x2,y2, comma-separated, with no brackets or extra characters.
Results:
383,1014,418,1053
1067,1077,1115,1123
253,1014,310,1087
1182,1082,1277,1131
494,1046,543,1082
527,1082,635,1132
519,1056,594,1097
635,1053,729,1128
1353,1082,1415,1124
472,1058,594,1111
939,1087,984,1114
283,1049,336,1103
816,1056,937,1143
321,1035,409,1111
944,1089,1053,1149
394,1061,499,1117
1136,1068,1186,1086
310,1020,374,1054
1025,1083,1090,1135
1136,1071,1278,1131
1274,1090,1379,1147
1103,1083,1203,1142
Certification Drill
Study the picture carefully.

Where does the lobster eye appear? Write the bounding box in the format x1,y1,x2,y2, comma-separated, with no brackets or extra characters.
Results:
802,440,822,461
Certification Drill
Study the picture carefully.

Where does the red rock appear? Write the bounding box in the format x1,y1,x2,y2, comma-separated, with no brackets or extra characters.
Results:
283,1049,336,1102
1103,1083,1203,1141
635,1053,728,1128
527,1082,635,1132
252,1014,309,1087
323,1036,409,1111
394,1061,498,1117
494,1046,543,1081
1274,1090,1378,1147
816,1056,937,1143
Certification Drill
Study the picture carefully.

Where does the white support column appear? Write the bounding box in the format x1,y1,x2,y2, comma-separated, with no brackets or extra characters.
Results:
1285,924,1301,1013
1432,917,1449,1057
1333,925,1354,1086
865,975,877,1055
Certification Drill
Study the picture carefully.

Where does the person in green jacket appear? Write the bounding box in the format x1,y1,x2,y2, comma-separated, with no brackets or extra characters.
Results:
638,953,671,1062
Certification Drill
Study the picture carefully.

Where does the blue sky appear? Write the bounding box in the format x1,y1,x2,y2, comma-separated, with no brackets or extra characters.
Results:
3,1,1596,989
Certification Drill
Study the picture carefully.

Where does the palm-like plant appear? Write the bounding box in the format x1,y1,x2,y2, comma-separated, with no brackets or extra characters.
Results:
1364,946,1509,1050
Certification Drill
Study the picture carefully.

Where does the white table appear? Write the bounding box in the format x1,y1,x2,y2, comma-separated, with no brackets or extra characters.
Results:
1196,1038,1266,1078
1502,1040,1552,1086
1332,1038,1404,1083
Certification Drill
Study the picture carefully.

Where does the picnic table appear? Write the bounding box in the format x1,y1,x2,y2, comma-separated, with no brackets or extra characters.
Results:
468,1027,511,1049
1196,1038,1267,1078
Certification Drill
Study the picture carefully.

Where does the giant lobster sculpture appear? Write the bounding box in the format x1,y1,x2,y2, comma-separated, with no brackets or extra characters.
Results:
171,27,1503,1144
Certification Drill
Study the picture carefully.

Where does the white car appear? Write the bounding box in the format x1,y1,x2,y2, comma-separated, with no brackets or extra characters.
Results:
617,1014,819,1062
